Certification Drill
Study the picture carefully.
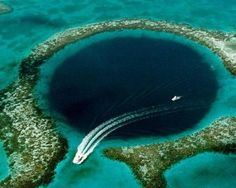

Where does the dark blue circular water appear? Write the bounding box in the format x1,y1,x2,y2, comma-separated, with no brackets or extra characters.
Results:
48,36,218,137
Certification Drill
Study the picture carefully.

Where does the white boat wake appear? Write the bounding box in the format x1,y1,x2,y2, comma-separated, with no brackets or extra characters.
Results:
73,101,206,164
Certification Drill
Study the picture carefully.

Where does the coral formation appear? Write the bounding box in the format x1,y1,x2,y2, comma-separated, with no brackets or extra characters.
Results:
0,73,68,188
104,117,236,187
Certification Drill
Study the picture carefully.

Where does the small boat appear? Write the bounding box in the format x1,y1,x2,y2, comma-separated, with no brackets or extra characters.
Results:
171,95,182,101
73,153,86,164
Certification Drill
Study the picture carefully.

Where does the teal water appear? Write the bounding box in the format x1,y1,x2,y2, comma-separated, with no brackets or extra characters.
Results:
165,153,236,188
0,0,236,187
0,142,9,181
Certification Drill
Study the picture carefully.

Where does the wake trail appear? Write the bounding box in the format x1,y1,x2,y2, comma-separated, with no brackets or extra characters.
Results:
73,100,207,164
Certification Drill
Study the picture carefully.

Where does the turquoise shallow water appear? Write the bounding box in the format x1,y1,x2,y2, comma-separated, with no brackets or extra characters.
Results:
0,0,236,187
0,142,9,181
165,153,236,188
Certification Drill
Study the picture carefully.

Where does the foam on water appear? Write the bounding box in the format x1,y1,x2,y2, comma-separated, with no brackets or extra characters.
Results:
73,102,207,164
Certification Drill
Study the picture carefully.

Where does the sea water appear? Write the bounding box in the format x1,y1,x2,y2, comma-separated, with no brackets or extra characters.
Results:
0,142,9,181
47,33,218,137
35,30,236,188
165,153,236,188
0,1,236,187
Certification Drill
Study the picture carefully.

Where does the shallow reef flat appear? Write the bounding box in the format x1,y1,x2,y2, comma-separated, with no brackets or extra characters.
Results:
0,2,12,14
104,117,236,187
0,18,235,187
0,79,68,187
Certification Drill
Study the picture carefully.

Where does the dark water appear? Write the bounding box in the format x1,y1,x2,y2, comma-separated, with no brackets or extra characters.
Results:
48,36,218,137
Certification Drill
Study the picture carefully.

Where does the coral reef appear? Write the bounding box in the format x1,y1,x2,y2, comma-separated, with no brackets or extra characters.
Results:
104,117,236,187
0,75,68,188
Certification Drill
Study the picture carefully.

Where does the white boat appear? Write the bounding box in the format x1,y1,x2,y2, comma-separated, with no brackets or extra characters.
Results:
171,95,182,101
73,153,87,164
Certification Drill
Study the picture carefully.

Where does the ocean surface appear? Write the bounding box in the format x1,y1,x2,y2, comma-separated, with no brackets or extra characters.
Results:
0,0,236,187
